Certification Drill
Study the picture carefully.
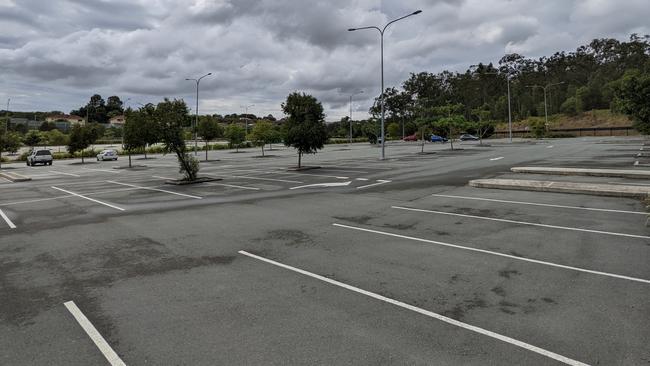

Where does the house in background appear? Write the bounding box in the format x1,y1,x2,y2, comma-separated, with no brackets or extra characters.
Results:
109,115,126,128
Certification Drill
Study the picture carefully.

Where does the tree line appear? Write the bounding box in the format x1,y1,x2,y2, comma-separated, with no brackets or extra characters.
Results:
359,34,650,138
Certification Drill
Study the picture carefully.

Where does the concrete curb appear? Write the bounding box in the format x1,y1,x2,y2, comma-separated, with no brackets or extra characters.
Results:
469,179,650,198
0,171,32,182
511,166,650,179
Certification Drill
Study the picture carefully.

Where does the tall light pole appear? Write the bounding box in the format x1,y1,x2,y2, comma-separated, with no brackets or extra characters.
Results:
348,91,363,143
527,82,564,130
0,98,8,169
241,104,254,134
348,9,422,160
186,72,212,156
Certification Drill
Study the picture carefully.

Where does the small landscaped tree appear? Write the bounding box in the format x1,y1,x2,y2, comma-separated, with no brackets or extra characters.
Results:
224,124,246,152
282,92,328,168
197,118,224,161
67,124,93,163
155,98,199,181
249,121,274,157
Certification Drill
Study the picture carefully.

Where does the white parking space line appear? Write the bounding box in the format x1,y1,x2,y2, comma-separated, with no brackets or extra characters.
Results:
431,194,647,215
204,182,261,190
151,175,177,180
332,223,650,284
0,209,17,229
547,145,554,148
49,170,81,177
239,250,589,366
393,206,650,240
81,167,121,174
0,187,141,207
357,180,391,189
287,173,350,179
229,175,303,184
489,157,504,161
51,186,125,211
355,178,369,181
106,181,203,199
64,301,127,366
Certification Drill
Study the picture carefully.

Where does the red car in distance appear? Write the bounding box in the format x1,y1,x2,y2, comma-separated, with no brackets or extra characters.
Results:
403,133,418,141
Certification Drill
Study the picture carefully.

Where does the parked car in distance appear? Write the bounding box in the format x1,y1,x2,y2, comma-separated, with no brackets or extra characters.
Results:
459,134,479,141
26,149,53,166
97,149,118,161
430,134,448,143
403,133,418,141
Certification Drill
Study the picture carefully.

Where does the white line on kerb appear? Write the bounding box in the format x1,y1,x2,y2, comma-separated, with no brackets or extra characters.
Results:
332,223,649,284
51,186,125,211
49,170,81,177
238,250,589,366
489,157,504,161
357,180,391,189
64,301,126,366
431,194,647,215
393,206,650,240
106,181,202,199
0,209,16,229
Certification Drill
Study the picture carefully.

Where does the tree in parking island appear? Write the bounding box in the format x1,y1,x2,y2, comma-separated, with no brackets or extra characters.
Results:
197,117,223,161
281,92,328,168
154,98,199,181
67,124,100,164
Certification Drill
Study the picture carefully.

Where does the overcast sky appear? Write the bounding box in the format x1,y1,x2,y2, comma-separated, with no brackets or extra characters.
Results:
1,0,648,121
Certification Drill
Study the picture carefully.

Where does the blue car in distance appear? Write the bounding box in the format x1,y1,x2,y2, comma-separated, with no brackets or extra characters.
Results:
430,134,448,143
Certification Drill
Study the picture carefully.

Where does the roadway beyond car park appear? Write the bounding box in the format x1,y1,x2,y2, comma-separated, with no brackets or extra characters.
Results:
1,137,649,365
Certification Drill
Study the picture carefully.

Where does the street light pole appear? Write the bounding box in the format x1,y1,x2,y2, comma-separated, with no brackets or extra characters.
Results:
186,73,212,156
241,104,254,134
527,82,564,130
348,91,363,143
507,74,513,142
348,10,422,160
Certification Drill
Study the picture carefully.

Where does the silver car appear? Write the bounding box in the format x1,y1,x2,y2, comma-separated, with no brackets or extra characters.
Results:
96,149,118,161
26,149,53,166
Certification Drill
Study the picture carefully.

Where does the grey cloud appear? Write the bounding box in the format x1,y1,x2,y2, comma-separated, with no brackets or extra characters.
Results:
1,0,648,120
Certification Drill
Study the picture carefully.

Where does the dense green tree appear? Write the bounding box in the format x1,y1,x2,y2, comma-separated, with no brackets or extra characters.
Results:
615,70,650,134
281,92,328,168
387,122,401,139
23,130,42,148
67,125,94,163
155,99,198,181
224,124,246,152
249,121,274,156
197,118,224,161
46,129,68,152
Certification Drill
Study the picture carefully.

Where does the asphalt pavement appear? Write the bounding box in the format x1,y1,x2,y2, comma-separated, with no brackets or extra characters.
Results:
1,137,648,365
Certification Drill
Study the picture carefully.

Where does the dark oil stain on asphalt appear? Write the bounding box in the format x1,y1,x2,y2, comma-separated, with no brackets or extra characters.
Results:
263,229,314,248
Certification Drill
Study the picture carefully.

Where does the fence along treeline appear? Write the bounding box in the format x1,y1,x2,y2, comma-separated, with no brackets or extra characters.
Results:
369,34,650,132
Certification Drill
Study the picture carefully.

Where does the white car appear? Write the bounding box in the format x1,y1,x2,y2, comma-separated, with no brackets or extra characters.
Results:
96,149,118,161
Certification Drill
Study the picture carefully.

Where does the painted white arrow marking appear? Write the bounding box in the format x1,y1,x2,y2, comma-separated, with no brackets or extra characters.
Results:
290,181,352,190
489,157,504,161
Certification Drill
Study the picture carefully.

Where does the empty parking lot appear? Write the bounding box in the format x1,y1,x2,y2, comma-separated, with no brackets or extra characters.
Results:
1,138,648,365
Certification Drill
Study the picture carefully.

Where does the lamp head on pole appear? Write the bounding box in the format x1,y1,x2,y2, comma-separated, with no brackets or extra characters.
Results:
347,28,356,32
412,10,422,15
